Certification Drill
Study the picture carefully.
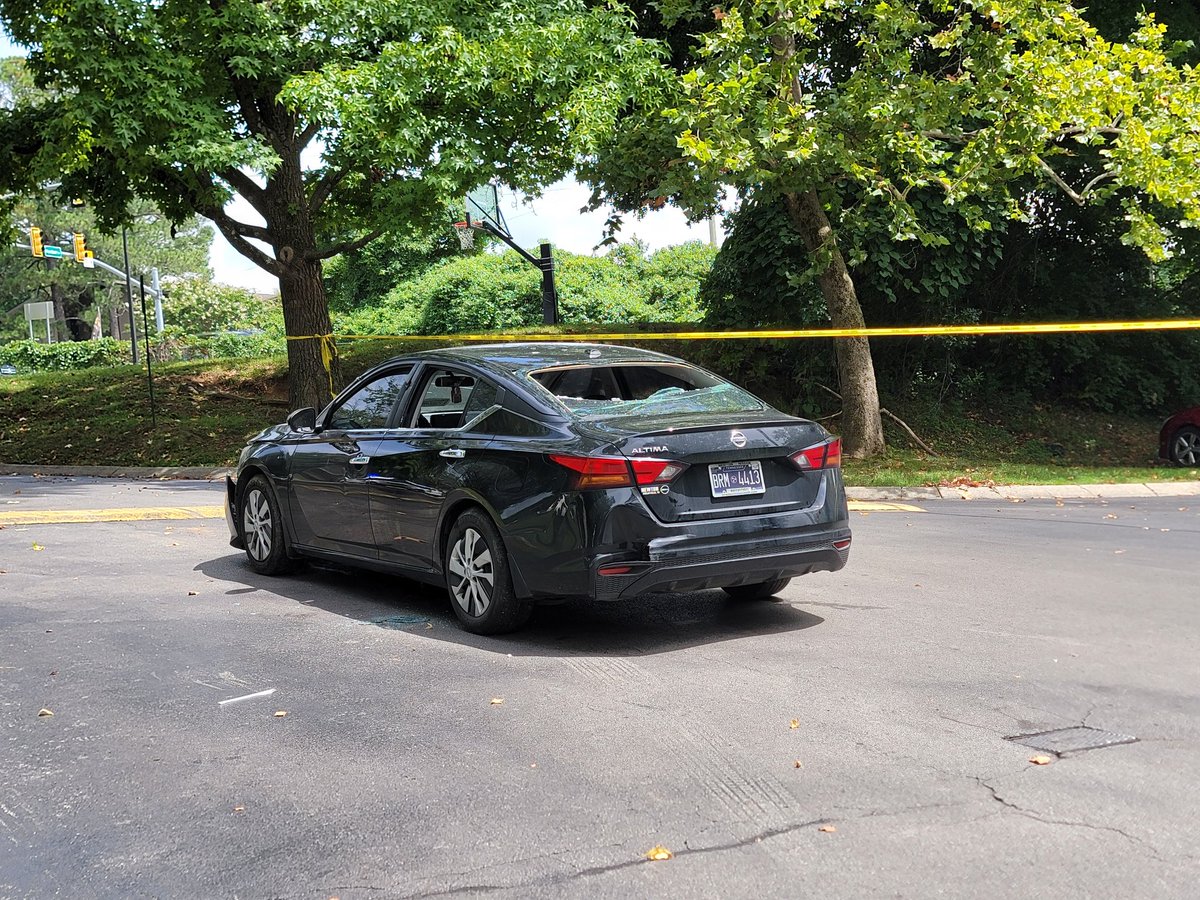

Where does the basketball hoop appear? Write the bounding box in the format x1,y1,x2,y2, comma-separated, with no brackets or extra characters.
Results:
453,221,475,250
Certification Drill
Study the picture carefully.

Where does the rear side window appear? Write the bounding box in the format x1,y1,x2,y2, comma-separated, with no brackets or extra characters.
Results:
411,368,497,430
530,363,764,418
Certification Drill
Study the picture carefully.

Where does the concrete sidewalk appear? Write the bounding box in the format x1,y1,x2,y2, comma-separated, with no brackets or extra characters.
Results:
2,463,1197,501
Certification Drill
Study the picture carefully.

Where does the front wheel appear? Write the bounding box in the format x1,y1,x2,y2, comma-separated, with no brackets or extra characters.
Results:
1168,426,1200,467
722,578,792,601
240,475,295,575
444,509,531,635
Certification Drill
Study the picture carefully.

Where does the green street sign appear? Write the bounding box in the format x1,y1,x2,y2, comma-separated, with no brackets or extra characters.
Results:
42,245,64,258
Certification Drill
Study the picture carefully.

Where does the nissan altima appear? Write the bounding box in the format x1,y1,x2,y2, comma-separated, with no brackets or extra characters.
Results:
225,343,851,634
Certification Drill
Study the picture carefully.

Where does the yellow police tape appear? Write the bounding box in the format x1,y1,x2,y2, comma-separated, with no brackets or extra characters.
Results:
286,319,1200,394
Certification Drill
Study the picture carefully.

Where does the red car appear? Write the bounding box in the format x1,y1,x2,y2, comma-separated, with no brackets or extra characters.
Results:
1160,407,1200,466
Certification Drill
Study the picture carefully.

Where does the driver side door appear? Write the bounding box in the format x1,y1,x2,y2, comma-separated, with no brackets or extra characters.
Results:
288,366,412,556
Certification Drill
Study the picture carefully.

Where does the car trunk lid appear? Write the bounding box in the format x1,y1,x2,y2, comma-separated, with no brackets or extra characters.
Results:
582,412,834,523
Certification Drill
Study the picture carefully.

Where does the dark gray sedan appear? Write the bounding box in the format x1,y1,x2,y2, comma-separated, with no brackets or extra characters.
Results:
226,343,851,633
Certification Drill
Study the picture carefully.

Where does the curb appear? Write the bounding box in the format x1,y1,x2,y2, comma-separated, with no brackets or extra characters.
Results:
0,464,233,480
2,464,1198,500
845,482,1200,500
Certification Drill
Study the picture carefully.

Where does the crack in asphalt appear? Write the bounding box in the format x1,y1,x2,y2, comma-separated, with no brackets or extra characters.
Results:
974,777,1166,862
404,818,828,898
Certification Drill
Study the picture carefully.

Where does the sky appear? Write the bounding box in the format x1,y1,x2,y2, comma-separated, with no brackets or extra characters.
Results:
3,25,722,294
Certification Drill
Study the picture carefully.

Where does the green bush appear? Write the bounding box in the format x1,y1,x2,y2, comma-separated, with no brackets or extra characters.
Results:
336,242,714,335
149,326,286,362
162,278,282,333
0,338,130,372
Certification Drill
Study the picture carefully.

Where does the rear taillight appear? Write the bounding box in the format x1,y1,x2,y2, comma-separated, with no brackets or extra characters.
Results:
790,438,842,471
629,459,689,484
549,454,688,490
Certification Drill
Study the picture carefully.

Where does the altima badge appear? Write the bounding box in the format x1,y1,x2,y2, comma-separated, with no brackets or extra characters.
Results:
730,431,747,448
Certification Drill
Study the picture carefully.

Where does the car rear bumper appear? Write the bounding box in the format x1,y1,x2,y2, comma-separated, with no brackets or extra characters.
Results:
590,530,851,601
225,476,245,550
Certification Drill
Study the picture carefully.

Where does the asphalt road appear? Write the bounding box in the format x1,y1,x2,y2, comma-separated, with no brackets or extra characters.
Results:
1,476,1197,899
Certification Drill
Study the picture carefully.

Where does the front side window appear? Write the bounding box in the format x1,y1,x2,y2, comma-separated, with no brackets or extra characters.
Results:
327,369,410,431
530,363,764,418
411,368,497,430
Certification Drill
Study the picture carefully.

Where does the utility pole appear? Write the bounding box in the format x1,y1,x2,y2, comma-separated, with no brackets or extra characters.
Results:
122,227,138,364
151,267,163,333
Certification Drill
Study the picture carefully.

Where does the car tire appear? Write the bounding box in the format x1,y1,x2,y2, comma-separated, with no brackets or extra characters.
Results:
1168,426,1200,467
240,475,295,576
444,509,531,635
722,578,792,601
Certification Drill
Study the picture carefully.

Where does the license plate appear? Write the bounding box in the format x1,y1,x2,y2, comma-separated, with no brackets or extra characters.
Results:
708,460,765,498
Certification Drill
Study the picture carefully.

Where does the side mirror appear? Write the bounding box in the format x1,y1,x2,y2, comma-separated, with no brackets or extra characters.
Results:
287,407,317,432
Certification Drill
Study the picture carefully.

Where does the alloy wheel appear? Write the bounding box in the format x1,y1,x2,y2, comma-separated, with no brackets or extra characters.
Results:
448,527,494,616
1174,430,1200,466
242,489,273,561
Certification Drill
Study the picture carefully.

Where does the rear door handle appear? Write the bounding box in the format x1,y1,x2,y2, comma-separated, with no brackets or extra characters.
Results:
439,448,466,459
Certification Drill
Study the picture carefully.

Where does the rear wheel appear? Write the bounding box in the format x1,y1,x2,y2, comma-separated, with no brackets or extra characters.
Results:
1168,426,1200,467
722,578,792,601
445,509,532,635
240,475,295,575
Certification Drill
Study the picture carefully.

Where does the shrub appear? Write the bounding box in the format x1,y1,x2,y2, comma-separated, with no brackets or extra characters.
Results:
335,242,714,336
0,338,130,372
162,279,282,333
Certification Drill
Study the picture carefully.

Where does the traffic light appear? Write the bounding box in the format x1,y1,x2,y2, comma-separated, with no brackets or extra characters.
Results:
73,232,86,263
30,227,43,258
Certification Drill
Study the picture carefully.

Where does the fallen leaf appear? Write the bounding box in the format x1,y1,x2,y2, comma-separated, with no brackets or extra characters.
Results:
273,710,287,718
233,805,245,813
37,708,53,717
645,845,673,861
818,824,837,833
793,760,803,768
1029,755,1053,766
1104,514,1117,520
1114,550,1125,555
49,670,57,676
788,719,800,729
490,698,505,706
424,622,433,630
187,591,198,596
31,543,44,551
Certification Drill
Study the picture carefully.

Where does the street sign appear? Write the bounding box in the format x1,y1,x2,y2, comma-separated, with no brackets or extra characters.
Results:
42,245,64,258
24,301,54,321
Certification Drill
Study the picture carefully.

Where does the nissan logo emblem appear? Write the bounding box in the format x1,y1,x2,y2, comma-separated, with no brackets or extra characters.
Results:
730,430,747,449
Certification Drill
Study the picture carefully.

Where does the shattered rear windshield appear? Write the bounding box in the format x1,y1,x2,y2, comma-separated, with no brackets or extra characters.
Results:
529,363,766,418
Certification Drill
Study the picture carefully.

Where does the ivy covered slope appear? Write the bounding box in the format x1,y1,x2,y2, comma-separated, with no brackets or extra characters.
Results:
1,344,1195,484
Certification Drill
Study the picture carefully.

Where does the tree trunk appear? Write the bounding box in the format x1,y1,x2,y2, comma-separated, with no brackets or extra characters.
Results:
783,190,885,458
265,146,342,412
50,282,65,343
278,257,339,411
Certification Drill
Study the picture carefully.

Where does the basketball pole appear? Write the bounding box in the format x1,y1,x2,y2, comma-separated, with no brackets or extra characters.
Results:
472,220,559,325
539,242,558,326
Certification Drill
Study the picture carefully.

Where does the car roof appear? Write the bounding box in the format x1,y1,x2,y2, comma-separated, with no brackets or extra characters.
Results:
405,342,685,377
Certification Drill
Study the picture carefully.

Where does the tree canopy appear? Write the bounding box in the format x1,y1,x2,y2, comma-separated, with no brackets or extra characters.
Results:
586,0,1200,455
0,0,658,408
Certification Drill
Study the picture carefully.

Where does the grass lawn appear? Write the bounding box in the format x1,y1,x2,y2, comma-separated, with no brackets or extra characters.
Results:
1,347,1196,485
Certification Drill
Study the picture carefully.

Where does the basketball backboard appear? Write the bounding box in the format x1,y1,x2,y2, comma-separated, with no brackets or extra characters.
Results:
464,183,510,237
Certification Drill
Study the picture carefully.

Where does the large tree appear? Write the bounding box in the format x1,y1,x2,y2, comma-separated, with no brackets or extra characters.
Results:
585,1,1200,457
0,0,656,408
